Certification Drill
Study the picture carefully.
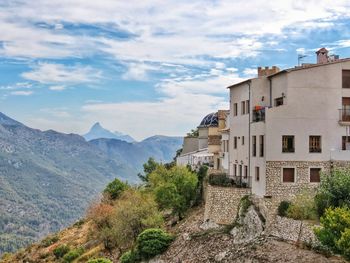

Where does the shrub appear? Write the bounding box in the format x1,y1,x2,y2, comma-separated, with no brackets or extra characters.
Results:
315,169,350,216
337,228,350,260
277,201,291,217
137,228,174,259
53,244,70,258
149,165,198,218
40,234,59,247
86,202,115,229
87,258,112,263
208,173,233,187
314,207,350,255
286,190,317,220
120,250,140,263
103,178,128,200
63,247,84,262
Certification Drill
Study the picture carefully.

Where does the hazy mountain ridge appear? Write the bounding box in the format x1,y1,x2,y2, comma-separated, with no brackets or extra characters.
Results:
0,113,137,254
83,122,135,143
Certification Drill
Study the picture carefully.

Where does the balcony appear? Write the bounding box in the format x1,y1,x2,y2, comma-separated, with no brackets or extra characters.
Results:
339,109,350,125
230,175,252,188
252,107,265,122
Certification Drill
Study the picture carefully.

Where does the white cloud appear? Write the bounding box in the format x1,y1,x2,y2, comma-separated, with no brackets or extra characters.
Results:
10,90,33,96
49,85,66,91
243,68,257,78
22,63,101,85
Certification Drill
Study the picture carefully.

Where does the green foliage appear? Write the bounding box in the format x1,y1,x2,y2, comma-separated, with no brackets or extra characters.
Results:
62,247,84,262
87,258,113,263
315,207,350,254
40,234,59,247
286,190,317,220
277,201,291,217
337,228,350,260
138,157,160,182
53,244,70,259
137,228,173,259
315,169,350,216
103,178,128,200
96,189,163,251
149,165,198,218
208,173,233,187
239,195,253,216
186,128,199,137
120,250,140,263
194,165,208,205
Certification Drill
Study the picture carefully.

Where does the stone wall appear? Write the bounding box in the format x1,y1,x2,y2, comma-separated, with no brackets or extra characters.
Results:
204,185,250,224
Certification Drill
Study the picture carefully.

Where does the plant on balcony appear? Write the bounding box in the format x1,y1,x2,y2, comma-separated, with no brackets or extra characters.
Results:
208,173,233,187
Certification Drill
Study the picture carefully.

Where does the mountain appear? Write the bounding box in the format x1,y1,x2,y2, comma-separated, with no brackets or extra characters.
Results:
83,122,135,143
89,135,183,172
0,113,137,254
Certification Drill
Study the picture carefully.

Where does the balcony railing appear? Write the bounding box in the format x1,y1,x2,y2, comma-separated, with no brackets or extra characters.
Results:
339,108,350,122
230,175,252,188
253,108,265,122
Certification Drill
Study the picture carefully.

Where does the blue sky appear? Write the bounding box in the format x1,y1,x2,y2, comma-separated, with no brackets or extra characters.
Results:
1,0,350,140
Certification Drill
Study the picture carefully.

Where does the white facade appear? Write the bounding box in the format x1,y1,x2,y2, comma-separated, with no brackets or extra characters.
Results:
229,56,350,197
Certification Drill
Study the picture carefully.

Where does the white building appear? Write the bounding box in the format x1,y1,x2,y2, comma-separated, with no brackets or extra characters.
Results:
228,48,350,198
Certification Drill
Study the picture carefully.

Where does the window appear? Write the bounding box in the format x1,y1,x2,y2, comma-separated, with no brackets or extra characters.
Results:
252,136,257,156
310,168,321,183
259,135,264,157
275,97,284,107
242,136,245,145
234,136,237,149
283,168,295,182
343,70,350,89
246,100,250,114
239,165,242,177
244,165,248,178
241,101,246,115
342,136,350,150
282,135,294,153
309,136,321,153
255,167,260,181
233,164,237,176
234,103,238,116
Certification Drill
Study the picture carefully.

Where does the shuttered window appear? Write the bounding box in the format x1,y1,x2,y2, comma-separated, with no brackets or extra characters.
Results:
343,70,350,89
234,103,238,116
246,100,250,114
310,168,321,183
309,136,321,153
234,137,237,149
252,136,257,156
255,167,260,181
282,135,294,153
283,168,295,182
260,135,264,157
241,101,246,115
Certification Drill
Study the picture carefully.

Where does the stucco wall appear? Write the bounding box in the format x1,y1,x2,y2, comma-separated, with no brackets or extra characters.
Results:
204,185,251,224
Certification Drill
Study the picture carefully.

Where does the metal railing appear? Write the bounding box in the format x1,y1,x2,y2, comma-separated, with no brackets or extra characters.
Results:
252,109,265,122
230,175,252,188
339,108,350,122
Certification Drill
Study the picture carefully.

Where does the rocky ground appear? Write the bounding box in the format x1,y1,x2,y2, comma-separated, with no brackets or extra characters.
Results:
156,206,346,263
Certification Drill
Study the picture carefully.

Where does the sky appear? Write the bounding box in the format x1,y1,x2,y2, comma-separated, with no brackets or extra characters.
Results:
1,1,350,140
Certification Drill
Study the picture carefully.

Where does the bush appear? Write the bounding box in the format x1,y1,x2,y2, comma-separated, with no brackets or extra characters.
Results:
120,250,140,263
53,244,70,258
63,247,84,262
137,228,174,259
208,173,233,187
87,258,112,263
103,178,128,200
314,207,350,255
87,202,115,229
277,201,291,217
286,190,317,220
315,169,350,216
40,234,59,247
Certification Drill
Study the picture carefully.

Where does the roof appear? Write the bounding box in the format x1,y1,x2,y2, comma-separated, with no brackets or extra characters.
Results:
198,112,218,128
226,79,252,89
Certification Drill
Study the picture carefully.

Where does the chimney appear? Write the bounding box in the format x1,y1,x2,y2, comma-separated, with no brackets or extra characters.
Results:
257,66,280,77
316,47,329,64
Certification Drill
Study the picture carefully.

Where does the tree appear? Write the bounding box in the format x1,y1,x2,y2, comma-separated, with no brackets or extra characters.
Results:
149,165,198,218
186,128,199,137
137,228,173,259
103,178,128,200
315,169,350,216
138,158,159,183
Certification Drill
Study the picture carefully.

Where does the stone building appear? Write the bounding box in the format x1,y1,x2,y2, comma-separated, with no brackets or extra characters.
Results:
228,47,350,198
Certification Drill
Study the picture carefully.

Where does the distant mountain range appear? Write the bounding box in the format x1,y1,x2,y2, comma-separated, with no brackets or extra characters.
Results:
0,113,182,254
83,122,135,143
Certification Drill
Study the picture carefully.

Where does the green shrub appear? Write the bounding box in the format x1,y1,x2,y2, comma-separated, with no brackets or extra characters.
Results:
40,234,59,247
103,178,128,200
286,190,317,220
53,244,70,258
120,250,140,263
315,169,350,216
314,207,350,255
208,173,233,187
63,247,84,262
278,201,291,217
239,195,252,216
137,228,174,259
87,258,112,263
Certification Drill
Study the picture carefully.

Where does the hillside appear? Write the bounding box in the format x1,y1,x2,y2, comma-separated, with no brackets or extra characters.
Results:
89,135,183,171
0,113,137,254
1,206,345,263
